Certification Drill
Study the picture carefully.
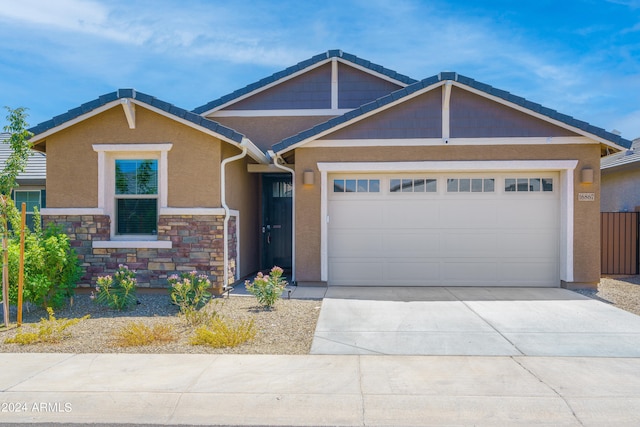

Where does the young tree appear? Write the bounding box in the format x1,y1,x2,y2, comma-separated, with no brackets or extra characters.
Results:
1,107,32,327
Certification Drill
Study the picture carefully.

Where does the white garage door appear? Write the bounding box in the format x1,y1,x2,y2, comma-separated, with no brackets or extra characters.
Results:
328,172,560,286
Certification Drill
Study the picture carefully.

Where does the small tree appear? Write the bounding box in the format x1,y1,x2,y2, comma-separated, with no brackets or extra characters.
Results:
1,107,32,327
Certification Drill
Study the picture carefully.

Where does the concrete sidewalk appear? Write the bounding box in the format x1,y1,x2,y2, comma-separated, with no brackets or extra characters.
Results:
1,353,640,426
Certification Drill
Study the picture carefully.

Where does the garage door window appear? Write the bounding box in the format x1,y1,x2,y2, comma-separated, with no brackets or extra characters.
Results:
505,178,553,192
390,178,437,193
333,179,380,193
447,178,495,193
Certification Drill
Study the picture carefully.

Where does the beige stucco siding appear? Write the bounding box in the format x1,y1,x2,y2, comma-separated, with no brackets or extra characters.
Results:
294,143,601,286
601,167,640,212
223,144,260,276
41,106,225,208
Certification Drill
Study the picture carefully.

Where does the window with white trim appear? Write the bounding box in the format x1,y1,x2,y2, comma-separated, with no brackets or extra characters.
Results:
115,159,158,235
93,143,171,242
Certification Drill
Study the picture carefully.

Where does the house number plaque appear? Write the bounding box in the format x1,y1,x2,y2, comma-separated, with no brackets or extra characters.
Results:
578,193,595,202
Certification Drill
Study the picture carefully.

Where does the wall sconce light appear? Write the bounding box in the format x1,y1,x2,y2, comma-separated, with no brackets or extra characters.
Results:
303,170,315,186
581,168,593,184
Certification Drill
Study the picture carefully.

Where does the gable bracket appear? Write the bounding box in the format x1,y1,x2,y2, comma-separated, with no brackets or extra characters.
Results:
442,81,452,143
121,99,136,129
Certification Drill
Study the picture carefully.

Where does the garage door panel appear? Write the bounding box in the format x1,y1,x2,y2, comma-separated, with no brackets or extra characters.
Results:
498,199,559,228
383,231,441,254
441,230,498,256
329,260,384,283
387,261,441,285
500,261,560,285
329,201,383,228
383,201,440,228
329,230,383,256
439,200,498,229
442,261,499,284
499,232,559,257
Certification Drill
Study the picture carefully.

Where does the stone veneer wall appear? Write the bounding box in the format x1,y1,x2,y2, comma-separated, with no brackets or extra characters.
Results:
44,214,237,288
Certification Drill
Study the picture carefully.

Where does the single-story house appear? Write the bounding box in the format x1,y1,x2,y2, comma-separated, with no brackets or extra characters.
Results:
0,132,46,229
601,137,640,212
28,50,632,289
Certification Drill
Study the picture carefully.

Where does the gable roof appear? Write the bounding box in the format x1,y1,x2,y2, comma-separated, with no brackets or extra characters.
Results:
192,49,418,115
29,89,268,163
601,138,640,170
273,71,633,153
0,132,46,185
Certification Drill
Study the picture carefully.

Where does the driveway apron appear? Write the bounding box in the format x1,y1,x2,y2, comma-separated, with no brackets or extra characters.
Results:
311,286,640,356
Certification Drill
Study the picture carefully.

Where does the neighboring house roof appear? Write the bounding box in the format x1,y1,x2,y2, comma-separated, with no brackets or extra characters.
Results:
28,89,268,163
0,132,46,185
273,72,633,153
192,49,418,115
601,138,640,170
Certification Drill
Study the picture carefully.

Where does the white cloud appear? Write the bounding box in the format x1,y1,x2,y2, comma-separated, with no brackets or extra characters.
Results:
612,110,640,140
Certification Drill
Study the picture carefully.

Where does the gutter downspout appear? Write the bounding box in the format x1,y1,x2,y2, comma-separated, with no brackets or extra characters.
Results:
221,140,248,288
268,150,296,283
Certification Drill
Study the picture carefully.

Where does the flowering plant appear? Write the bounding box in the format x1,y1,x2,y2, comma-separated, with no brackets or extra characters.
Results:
92,264,138,310
245,266,287,309
168,271,212,312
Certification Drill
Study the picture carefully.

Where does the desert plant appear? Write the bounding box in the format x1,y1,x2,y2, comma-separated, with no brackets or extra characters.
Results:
168,271,212,311
112,321,177,347
93,264,137,310
245,266,287,309
4,307,89,345
189,317,256,348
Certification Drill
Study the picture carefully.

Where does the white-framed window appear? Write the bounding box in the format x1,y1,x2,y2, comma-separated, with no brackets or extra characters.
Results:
13,190,42,230
115,159,158,235
93,143,171,241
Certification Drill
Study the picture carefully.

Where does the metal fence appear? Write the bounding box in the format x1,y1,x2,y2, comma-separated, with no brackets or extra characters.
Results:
601,212,639,275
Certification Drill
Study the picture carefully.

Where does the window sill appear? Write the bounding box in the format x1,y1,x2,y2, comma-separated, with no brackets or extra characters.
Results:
92,240,173,249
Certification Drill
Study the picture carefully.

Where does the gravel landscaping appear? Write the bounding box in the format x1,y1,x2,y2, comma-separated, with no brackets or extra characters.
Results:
0,291,322,354
575,275,640,317
1,276,640,354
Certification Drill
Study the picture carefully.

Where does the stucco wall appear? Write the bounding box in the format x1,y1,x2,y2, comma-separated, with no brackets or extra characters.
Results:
40,106,223,208
223,144,261,277
293,143,601,287
601,166,640,212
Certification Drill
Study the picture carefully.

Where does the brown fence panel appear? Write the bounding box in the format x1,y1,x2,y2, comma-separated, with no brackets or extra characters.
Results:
601,212,639,275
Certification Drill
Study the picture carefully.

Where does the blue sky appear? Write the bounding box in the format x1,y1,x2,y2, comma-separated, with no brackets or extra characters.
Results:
1,0,639,140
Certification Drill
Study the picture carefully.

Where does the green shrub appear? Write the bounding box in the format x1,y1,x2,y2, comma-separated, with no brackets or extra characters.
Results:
112,321,177,347
4,307,89,345
245,266,287,309
168,271,216,325
93,264,138,310
168,271,212,311
189,317,256,348
7,213,82,309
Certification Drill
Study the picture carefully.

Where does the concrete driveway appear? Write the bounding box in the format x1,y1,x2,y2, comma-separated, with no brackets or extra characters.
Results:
311,287,640,356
